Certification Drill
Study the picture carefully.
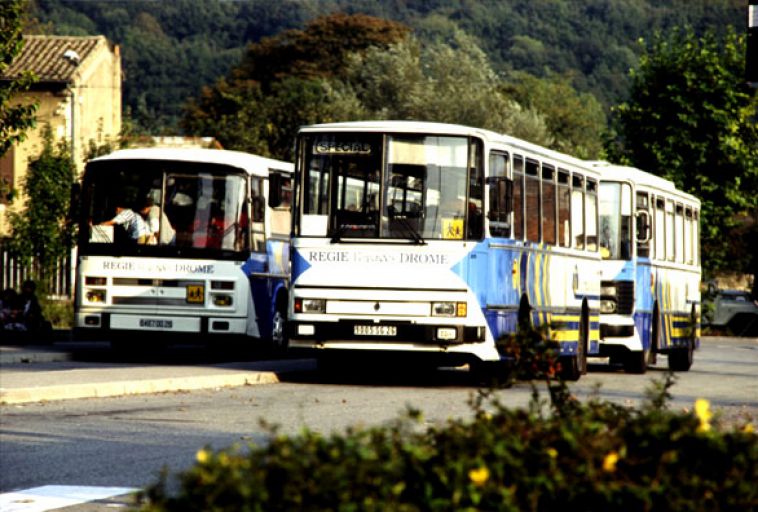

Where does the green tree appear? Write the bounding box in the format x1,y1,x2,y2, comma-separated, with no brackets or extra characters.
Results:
337,32,553,146
609,27,758,277
182,13,409,159
503,71,607,159
7,126,76,279
1,0,38,157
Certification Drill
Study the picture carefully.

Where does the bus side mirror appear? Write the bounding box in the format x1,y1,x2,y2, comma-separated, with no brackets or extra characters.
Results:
268,172,283,208
636,210,651,242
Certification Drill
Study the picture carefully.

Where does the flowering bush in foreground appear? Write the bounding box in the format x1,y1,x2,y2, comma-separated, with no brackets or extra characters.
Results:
138,325,756,511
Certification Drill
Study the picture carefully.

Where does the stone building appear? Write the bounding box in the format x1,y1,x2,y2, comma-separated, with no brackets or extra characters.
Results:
0,35,122,234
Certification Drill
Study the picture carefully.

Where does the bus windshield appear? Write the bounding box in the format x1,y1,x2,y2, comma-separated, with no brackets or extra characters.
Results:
80,160,250,257
301,133,478,241
599,181,633,260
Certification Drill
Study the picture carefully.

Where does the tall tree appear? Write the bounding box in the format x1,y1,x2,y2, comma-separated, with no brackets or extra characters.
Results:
609,27,758,277
7,127,76,279
336,33,553,146
183,13,409,159
0,0,38,157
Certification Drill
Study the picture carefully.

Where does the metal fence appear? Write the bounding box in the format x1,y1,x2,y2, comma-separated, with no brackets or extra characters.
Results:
0,240,74,299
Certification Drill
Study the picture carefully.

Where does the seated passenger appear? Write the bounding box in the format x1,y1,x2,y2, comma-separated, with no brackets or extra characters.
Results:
99,204,152,244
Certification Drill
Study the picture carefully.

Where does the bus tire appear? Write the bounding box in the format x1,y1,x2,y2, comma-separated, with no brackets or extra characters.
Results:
622,349,648,374
668,306,695,371
668,340,693,371
562,307,588,381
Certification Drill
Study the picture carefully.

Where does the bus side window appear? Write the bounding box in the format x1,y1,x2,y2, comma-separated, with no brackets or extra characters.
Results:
685,207,693,265
525,158,540,243
636,192,650,258
675,204,685,264
558,170,570,247
513,155,524,240
467,139,484,240
654,197,666,261
585,178,598,252
251,177,265,253
571,174,585,249
487,151,511,238
542,164,556,245
666,199,675,262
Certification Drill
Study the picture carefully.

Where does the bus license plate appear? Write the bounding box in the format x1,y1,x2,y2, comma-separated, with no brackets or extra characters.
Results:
354,325,397,336
186,284,205,303
140,319,173,329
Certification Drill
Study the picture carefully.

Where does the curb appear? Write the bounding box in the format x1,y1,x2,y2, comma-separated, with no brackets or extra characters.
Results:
0,347,73,364
0,371,280,405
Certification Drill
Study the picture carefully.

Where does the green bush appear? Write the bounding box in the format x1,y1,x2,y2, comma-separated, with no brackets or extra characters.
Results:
137,326,757,511
40,298,73,330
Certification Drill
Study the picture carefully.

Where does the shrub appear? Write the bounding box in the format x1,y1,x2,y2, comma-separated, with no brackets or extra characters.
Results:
137,328,757,511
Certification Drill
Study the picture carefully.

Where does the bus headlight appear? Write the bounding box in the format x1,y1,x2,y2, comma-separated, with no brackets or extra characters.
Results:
600,299,617,314
86,289,106,303
295,298,326,314
601,285,617,297
85,276,107,286
212,294,233,307
432,302,467,317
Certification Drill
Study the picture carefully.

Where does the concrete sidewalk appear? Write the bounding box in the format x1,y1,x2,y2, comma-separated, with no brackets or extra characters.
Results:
0,343,309,405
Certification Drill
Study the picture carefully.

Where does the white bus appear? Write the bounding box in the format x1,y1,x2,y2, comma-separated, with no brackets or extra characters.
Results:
73,148,293,352
593,162,701,372
288,121,601,379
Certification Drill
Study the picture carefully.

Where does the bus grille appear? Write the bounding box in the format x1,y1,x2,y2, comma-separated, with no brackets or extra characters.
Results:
615,281,634,315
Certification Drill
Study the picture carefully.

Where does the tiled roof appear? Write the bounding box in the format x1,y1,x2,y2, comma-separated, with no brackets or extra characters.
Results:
1,35,107,82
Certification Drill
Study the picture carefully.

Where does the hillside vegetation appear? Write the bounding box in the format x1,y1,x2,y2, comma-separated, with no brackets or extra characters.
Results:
28,0,744,134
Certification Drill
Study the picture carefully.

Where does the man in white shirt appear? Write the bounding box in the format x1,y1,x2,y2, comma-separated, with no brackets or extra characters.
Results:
99,205,152,244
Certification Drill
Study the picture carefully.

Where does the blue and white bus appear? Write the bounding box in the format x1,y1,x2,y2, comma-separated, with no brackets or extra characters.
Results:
288,121,601,379
73,148,293,352
593,162,701,372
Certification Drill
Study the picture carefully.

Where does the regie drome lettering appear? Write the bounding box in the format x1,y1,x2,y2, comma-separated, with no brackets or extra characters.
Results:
308,250,449,265
101,260,215,274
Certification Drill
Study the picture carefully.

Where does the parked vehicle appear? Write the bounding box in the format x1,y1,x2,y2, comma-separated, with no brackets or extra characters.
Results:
704,289,758,336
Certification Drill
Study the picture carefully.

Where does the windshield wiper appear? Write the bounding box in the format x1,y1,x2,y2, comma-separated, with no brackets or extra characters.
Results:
391,214,426,245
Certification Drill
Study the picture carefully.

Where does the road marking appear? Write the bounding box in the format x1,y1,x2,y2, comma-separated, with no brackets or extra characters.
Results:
0,485,137,512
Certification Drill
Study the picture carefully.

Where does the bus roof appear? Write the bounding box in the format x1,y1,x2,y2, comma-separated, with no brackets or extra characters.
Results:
89,148,293,175
590,161,700,205
300,120,596,175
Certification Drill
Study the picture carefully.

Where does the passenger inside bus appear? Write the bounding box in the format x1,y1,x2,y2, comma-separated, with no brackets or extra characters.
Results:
97,204,151,244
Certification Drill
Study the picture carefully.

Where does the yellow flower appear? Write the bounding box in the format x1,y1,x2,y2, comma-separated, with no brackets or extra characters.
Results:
602,451,619,473
743,423,754,434
546,448,558,459
468,466,490,486
196,448,210,464
694,398,712,432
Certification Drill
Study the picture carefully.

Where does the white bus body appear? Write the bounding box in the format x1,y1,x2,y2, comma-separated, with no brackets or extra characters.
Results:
593,162,701,372
73,148,292,350
289,121,602,379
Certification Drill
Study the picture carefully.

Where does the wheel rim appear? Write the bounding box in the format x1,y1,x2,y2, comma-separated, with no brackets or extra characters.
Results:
271,310,286,350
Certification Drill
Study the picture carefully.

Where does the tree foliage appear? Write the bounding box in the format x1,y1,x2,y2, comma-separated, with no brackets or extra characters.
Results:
609,27,758,276
7,126,76,274
336,33,553,146
183,13,409,160
1,0,38,157
29,0,744,134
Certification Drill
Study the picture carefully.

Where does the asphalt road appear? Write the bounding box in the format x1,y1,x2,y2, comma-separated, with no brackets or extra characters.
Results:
0,336,755,511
